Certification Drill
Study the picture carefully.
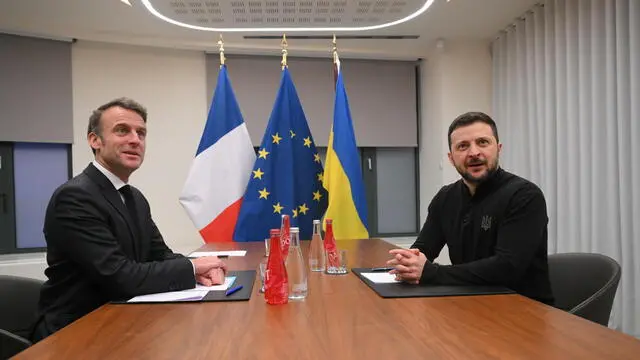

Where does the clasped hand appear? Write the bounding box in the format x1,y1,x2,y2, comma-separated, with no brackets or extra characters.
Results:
192,256,228,286
386,248,428,285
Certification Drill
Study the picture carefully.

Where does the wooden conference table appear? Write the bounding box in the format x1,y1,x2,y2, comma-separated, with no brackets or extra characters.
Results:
16,239,640,359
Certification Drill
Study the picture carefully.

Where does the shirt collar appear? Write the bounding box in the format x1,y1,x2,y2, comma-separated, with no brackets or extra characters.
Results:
92,160,127,191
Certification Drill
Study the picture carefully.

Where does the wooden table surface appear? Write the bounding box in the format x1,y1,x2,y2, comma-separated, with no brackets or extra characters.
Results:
17,239,640,359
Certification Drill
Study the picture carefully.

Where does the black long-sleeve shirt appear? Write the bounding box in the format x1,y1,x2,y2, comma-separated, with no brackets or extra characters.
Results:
412,167,554,305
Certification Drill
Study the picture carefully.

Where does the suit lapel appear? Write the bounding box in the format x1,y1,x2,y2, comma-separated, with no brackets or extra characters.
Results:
84,164,140,259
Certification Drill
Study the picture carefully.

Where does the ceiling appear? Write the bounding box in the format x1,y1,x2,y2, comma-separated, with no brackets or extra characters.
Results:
0,0,539,59
141,0,430,30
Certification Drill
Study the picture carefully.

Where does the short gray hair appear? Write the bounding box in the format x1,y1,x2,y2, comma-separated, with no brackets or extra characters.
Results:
88,97,147,154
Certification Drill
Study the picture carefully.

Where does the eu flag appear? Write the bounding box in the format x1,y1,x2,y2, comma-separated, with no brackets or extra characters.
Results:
233,67,328,241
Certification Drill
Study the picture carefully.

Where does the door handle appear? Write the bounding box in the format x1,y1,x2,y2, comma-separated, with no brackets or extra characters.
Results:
367,157,372,171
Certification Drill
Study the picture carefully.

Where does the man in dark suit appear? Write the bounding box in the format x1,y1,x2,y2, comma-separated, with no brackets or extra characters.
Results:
32,97,228,341
387,112,554,305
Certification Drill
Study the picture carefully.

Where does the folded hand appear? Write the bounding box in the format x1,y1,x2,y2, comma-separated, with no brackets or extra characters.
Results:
193,256,227,286
196,268,225,287
387,248,427,285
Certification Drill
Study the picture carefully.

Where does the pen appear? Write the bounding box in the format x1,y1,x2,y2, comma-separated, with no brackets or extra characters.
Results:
225,285,243,296
370,267,395,272
187,255,229,259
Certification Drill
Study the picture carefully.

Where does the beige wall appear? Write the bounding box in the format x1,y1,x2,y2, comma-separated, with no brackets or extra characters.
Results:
71,41,208,253
419,39,493,221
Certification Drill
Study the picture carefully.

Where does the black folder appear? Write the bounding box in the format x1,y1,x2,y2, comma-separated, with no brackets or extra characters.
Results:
202,270,255,302
352,268,515,298
115,270,256,304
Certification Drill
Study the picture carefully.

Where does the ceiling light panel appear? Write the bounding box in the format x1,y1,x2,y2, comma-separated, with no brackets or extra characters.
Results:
141,0,434,32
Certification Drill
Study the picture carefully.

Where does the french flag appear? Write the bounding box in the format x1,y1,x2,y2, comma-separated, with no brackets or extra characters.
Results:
180,65,255,243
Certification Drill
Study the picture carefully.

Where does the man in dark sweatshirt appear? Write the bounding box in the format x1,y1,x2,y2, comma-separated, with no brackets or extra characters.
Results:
388,111,554,305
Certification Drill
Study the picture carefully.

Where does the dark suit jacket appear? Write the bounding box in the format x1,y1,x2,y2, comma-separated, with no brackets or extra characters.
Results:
32,164,195,341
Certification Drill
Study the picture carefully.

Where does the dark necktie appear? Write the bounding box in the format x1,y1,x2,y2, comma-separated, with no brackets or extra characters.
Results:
119,185,140,240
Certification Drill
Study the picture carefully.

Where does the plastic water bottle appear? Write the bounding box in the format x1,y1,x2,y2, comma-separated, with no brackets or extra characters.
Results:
309,219,325,272
286,227,308,300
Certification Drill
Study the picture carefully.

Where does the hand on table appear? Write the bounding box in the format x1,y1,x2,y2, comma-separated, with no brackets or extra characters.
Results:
192,256,227,286
387,248,427,285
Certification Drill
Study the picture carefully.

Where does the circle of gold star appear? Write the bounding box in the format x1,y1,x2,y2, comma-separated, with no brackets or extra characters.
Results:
272,133,283,144
253,168,264,179
273,202,284,214
258,187,270,199
303,137,312,147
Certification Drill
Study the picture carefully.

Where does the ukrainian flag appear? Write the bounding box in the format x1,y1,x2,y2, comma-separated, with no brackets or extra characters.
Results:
322,70,369,240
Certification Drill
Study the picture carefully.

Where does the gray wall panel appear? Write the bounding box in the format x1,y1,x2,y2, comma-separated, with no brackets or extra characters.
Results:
0,34,73,143
207,55,417,147
376,148,418,234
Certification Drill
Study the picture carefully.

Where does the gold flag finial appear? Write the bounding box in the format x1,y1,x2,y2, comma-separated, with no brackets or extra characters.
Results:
281,34,288,69
217,34,225,68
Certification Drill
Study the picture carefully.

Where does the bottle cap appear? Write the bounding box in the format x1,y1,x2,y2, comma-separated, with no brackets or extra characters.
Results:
313,219,321,224
290,227,300,233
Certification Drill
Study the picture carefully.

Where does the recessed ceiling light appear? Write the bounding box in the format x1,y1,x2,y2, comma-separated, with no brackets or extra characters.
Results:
139,0,435,32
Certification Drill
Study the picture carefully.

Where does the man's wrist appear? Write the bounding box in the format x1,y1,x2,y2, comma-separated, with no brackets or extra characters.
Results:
419,261,438,284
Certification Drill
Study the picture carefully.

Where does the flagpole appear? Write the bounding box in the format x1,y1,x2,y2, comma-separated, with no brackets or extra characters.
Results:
281,34,288,70
332,34,338,64
217,34,225,68
331,34,339,87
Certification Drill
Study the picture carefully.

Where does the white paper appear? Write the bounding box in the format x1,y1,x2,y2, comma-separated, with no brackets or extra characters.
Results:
192,276,236,291
127,290,208,303
189,250,247,257
360,272,401,284
127,276,237,303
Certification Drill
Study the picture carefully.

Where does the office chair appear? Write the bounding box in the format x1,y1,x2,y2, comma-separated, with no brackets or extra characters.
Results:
0,275,43,358
547,253,621,327
0,329,31,359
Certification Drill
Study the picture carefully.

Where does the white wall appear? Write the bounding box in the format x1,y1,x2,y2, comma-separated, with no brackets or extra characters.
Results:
71,41,208,254
419,40,493,264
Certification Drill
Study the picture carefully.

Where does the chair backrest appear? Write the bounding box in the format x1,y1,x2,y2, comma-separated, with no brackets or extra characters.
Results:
0,275,44,339
548,253,621,326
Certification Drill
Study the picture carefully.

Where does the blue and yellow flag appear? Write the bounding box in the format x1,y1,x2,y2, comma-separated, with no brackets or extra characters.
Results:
234,67,328,241
322,70,369,240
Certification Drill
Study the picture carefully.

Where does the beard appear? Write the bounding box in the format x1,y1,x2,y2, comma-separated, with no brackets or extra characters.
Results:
455,156,499,185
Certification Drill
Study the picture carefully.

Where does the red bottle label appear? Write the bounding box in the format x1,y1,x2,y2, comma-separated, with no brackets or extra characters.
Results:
280,215,290,260
324,220,340,268
265,230,288,305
